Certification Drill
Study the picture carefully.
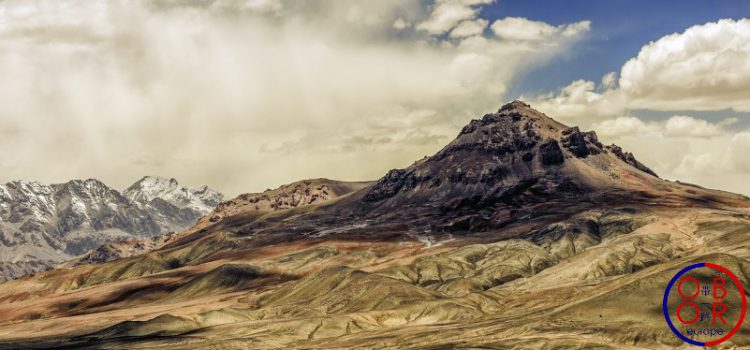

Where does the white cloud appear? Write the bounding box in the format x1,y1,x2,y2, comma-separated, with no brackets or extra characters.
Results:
528,18,750,123
416,0,493,35
393,17,410,30
449,19,488,38
663,115,726,138
490,17,590,41
592,116,655,138
529,79,621,122
211,0,283,13
674,153,715,177
619,19,750,111
0,0,591,196
727,132,750,173
593,115,733,139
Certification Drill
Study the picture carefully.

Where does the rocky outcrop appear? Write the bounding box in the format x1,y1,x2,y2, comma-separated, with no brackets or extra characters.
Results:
606,144,658,177
200,179,371,225
363,170,412,202
539,139,564,165
560,127,603,158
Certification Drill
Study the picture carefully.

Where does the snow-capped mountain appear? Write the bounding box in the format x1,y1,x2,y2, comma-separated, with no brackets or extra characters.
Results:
124,176,223,213
0,177,223,280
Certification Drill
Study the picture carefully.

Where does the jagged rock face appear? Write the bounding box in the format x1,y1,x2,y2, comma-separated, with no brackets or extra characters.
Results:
52,179,160,235
0,177,223,280
364,102,554,205
561,126,603,158
362,100,656,211
539,139,564,165
362,170,411,202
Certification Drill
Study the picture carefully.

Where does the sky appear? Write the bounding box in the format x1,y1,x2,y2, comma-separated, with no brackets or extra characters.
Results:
0,0,749,197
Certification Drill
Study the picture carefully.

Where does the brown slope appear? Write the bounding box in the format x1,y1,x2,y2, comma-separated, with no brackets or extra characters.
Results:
194,178,372,229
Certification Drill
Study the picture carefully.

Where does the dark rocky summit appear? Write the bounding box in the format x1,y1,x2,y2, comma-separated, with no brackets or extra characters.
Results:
362,100,656,213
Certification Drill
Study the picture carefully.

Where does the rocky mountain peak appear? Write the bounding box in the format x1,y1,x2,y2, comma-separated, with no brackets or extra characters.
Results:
124,176,223,213
54,178,122,202
63,178,109,187
125,176,179,199
363,101,657,208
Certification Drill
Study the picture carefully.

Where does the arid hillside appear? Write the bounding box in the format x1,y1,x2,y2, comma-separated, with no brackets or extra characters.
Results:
0,101,749,349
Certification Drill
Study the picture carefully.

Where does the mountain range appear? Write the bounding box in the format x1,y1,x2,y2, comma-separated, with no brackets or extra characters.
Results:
62,178,371,268
0,101,748,349
0,176,223,280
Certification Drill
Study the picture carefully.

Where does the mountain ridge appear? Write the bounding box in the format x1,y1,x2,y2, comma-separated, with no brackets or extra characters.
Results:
124,176,223,213
0,176,224,280
63,178,371,268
